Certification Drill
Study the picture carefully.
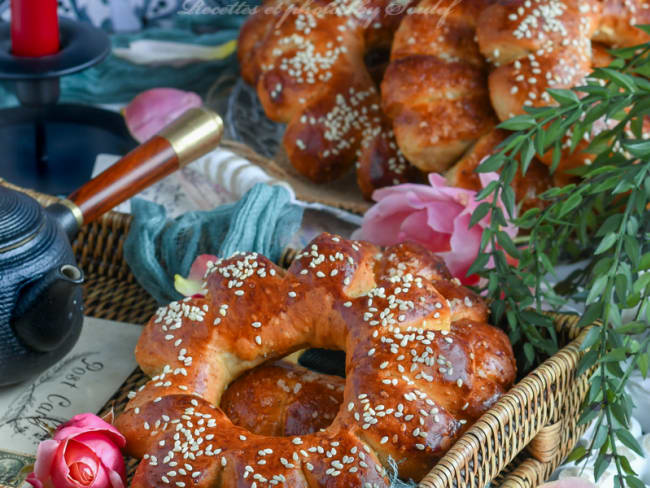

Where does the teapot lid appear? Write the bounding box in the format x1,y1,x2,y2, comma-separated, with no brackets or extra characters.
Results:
0,186,45,252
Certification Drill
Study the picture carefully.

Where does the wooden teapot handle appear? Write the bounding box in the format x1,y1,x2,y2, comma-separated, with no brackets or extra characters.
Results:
66,107,223,225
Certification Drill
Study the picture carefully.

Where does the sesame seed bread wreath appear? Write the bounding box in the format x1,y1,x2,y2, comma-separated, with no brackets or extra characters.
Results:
238,0,421,199
115,234,516,487
221,360,345,437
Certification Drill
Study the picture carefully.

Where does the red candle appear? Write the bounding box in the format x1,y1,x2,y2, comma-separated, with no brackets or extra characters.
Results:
11,0,60,57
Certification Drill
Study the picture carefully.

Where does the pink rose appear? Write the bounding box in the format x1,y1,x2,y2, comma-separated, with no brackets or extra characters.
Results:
124,88,202,143
174,254,218,297
353,173,517,285
26,413,126,488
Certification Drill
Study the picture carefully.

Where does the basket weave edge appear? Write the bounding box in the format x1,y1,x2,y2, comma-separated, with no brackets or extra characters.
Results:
418,315,591,488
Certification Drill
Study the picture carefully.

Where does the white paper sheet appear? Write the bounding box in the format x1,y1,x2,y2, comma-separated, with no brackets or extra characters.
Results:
0,317,142,488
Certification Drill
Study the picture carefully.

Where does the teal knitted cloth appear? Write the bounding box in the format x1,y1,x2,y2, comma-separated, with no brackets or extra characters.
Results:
124,183,303,304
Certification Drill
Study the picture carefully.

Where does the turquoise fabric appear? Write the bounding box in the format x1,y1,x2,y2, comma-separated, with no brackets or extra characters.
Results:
124,183,304,304
0,16,244,107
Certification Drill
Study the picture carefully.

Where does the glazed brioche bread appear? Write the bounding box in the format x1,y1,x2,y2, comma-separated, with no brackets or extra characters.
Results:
221,360,345,437
238,0,418,197
115,235,516,486
381,0,497,173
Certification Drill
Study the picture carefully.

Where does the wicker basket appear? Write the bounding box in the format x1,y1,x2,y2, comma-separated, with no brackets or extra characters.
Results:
9,183,591,488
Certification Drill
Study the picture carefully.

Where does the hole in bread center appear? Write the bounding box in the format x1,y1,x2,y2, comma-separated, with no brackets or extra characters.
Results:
219,353,346,437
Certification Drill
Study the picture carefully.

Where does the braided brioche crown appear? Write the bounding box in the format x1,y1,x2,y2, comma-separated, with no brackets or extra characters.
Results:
115,234,516,487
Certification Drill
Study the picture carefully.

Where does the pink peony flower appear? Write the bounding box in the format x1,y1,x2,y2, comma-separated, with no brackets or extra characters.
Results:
353,173,517,285
174,254,218,297
26,413,126,488
124,88,202,143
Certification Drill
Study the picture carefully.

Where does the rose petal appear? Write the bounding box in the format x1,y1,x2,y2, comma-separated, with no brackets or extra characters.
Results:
124,88,202,143
174,274,205,298
371,181,446,204
55,414,125,448
88,461,110,488
424,200,465,234
399,210,451,253
32,439,60,482
71,433,125,476
50,440,99,488
107,469,125,488
353,195,416,245
173,254,220,297
443,213,483,283
188,255,219,282
25,472,44,488
478,171,499,189
68,461,96,486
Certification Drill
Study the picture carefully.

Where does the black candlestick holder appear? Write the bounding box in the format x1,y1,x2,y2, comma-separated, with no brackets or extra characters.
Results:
0,18,137,195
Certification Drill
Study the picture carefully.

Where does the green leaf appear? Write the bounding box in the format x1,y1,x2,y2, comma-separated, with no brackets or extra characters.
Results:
614,274,629,303
633,273,650,295
476,153,505,173
595,67,637,91
595,232,619,255
476,180,499,200
608,303,622,328
498,115,538,131
470,202,492,228
604,347,627,362
565,445,587,463
502,186,517,219
620,455,636,476
594,423,609,450
497,231,520,259
610,45,643,59
578,303,603,328
623,139,650,159
580,326,602,351
637,353,648,378
616,429,645,457
594,453,611,481
596,214,623,237
551,140,562,174
615,321,647,335
625,475,646,488
640,253,650,271
547,88,580,105
624,235,641,269
523,342,535,364
577,348,599,376
578,406,599,427
467,252,490,277
587,275,609,305
558,192,583,217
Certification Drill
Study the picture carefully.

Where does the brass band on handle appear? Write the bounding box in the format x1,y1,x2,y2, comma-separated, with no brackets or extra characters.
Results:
59,198,84,228
158,107,224,168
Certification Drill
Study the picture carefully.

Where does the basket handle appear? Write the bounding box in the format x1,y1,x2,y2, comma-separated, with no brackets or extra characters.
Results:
65,107,223,226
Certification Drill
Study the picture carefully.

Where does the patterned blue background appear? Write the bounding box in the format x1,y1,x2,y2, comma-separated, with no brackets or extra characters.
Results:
0,0,194,32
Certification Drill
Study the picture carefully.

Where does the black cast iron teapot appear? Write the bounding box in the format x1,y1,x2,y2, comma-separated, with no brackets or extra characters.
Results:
0,107,223,386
